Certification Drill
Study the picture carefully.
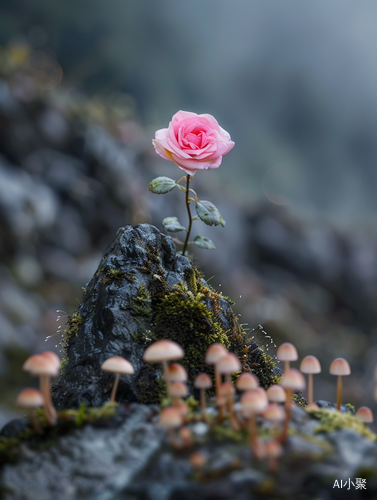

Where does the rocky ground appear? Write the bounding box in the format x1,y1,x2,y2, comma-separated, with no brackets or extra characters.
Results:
1,402,376,500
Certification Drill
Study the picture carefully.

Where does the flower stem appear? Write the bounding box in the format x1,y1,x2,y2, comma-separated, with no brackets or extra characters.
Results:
182,175,192,256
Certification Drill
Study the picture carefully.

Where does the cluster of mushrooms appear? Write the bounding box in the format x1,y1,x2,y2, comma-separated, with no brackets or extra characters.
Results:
17,340,374,472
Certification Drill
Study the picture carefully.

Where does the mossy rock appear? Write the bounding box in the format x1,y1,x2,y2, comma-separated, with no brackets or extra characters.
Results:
52,224,280,409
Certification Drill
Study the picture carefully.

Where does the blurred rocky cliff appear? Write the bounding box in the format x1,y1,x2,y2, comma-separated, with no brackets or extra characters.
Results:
0,44,376,429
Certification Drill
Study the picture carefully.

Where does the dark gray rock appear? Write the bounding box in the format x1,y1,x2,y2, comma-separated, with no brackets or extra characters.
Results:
1,402,377,500
52,223,280,409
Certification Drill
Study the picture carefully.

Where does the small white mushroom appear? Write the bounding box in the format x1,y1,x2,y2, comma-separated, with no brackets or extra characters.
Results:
101,356,135,402
17,388,44,435
276,342,298,374
280,368,305,443
23,353,60,426
143,340,184,380
194,373,212,424
300,355,321,404
329,358,351,411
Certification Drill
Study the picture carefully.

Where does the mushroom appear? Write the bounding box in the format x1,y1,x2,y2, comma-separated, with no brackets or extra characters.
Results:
194,373,212,424
300,355,321,405
101,356,135,402
143,339,184,382
265,440,283,474
236,372,259,392
356,406,374,425
179,426,193,447
216,353,241,422
23,353,60,426
216,353,242,384
241,387,268,460
159,407,183,448
266,384,286,404
164,363,188,383
205,343,227,399
263,403,286,427
279,368,305,443
219,382,239,431
189,451,207,472
168,381,188,407
276,342,298,374
16,388,44,435
329,358,351,411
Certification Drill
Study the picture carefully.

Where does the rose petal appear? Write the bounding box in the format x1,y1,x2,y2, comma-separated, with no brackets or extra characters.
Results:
171,152,223,172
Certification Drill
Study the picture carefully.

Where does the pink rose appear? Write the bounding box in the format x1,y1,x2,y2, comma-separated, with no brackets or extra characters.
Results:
152,110,234,175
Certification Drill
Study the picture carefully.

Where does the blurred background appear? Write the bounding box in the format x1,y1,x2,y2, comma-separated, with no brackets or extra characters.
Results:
1,0,377,428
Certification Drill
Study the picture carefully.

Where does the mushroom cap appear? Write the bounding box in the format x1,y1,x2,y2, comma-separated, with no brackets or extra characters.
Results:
189,452,207,469
164,363,188,382
41,351,61,369
23,354,60,377
216,353,241,375
219,382,235,398
265,439,283,458
159,407,183,428
280,368,306,391
143,339,184,363
236,372,259,391
175,402,189,417
101,356,135,374
205,343,227,365
276,342,298,362
266,384,286,403
300,355,321,374
263,403,285,423
241,387,268,416
194,373,212,390
168,381,188,398
356,406,374,423
329,358,351,376
16,388,44,408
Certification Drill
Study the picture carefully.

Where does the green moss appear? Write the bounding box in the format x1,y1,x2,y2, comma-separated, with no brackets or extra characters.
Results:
61,312,82,353
136,364,167,404
59,311,83,370
345,403,355,413
130,285,152,318
292,392,308,408
60,357,68,375
102,268,136,284
153,282,230,383
308,408,377,440
0,402,118,465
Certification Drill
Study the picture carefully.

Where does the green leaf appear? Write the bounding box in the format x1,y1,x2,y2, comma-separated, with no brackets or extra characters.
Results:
149,177,176,194
196,200,225,227
162,217,186,233
193,235,216,250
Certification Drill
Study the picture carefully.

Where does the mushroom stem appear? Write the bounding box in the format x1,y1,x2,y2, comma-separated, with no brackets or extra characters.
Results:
200,389,210,425
336,375,342,411
280,389,292,444
308,373,313,405
215,366,221,400
228,395,240,431
249,415,261,460
30,410,42,435
110,373,120,402
40,374,57,426
284,361,290,373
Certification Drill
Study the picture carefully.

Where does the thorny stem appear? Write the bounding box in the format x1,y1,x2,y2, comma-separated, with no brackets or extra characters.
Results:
182,175,192,256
